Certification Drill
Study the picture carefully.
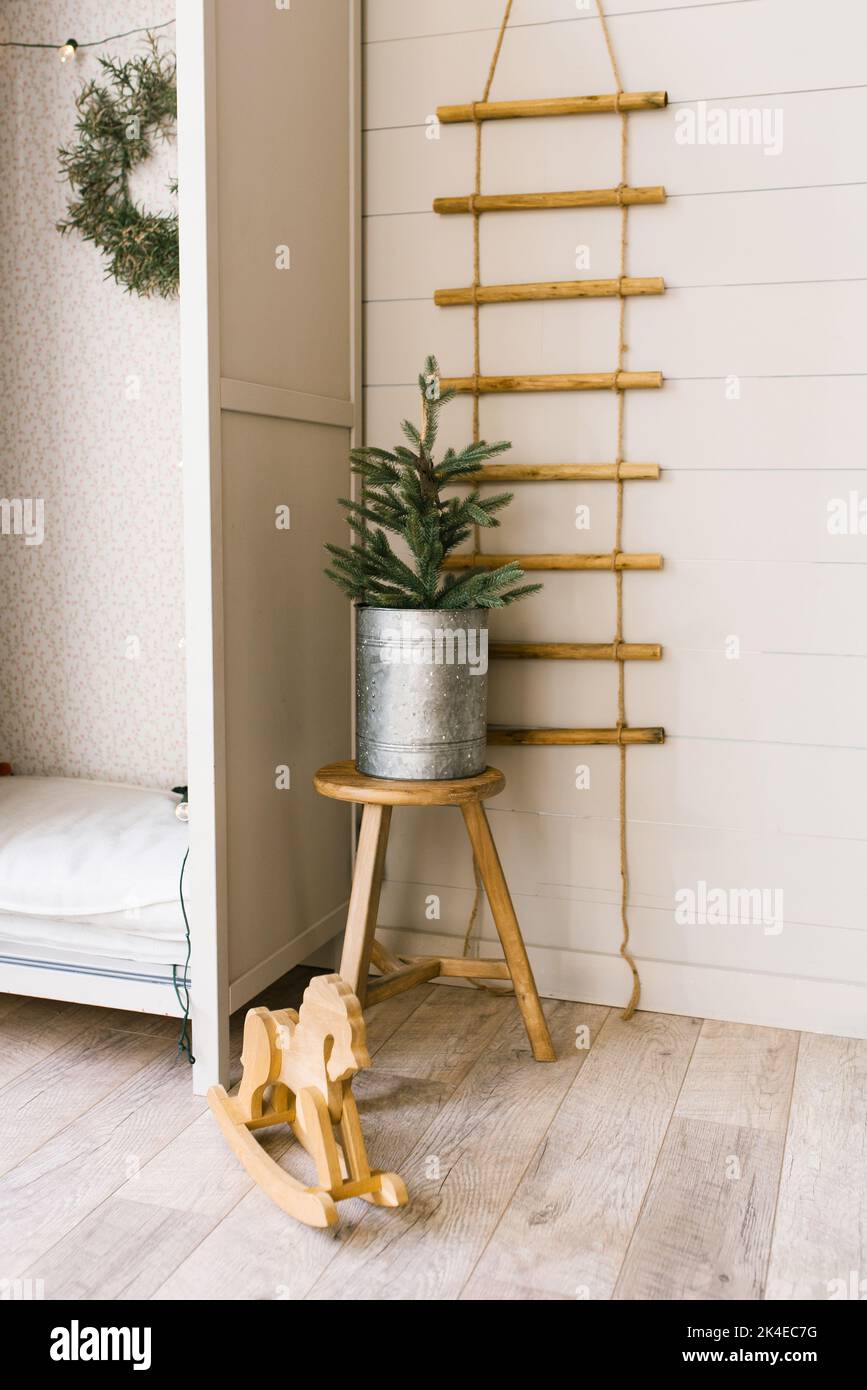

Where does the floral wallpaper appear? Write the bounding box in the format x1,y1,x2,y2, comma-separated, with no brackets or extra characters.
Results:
0,1,185,789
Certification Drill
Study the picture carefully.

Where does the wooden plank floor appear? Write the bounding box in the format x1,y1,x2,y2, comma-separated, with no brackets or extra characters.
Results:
0,970,863,1302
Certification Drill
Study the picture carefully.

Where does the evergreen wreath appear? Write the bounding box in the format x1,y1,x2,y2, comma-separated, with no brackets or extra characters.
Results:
57,36,178,298
325,356,543,609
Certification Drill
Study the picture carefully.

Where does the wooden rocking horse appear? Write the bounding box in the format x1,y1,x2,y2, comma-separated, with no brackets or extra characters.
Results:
208,973,408,1228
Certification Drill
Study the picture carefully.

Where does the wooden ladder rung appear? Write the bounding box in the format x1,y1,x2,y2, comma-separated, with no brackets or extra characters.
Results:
461,462,660,482
489,727,666,746
441,371,663,394
442,552,663,572
434,187,666,215
435,276,664,306
437,91,668,124
491,642,662,662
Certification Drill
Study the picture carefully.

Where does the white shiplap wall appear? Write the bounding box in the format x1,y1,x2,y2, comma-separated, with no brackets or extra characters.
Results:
362,0,867,1037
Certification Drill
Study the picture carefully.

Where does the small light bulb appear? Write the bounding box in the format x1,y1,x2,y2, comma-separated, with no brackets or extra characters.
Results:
59,39,79,63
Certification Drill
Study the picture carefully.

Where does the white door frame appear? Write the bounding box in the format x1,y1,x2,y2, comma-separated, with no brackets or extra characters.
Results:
177,1,362,1092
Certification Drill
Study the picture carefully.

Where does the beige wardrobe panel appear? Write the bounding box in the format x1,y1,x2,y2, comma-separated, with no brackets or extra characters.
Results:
179,0,360,1088
215,0,352,399
220,412,351,987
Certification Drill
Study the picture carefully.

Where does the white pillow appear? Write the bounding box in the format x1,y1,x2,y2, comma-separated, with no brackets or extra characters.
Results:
0,777,188,918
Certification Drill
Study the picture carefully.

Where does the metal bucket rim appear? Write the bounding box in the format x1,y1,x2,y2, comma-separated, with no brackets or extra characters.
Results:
356,605,487,611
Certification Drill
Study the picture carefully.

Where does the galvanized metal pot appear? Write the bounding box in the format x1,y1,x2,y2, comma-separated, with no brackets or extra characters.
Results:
356,607,489,779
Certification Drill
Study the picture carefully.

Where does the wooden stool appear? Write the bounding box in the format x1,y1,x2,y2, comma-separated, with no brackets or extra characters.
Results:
314,761,555,1062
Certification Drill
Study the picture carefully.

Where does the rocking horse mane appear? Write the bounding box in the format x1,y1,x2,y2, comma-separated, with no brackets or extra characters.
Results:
298,973,369,1079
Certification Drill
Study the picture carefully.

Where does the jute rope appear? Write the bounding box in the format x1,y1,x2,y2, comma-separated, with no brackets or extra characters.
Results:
596,0,641,1018
461,0,642,1018
470,0,514,446
462,0,514,992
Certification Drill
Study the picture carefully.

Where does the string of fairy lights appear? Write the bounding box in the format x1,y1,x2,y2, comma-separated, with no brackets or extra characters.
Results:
0,17,175,61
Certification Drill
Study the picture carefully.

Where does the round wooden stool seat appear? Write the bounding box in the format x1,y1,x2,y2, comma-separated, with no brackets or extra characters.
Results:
314,760,505,808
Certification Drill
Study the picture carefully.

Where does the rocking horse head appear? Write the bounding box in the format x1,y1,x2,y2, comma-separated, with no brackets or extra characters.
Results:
299,974,370,1082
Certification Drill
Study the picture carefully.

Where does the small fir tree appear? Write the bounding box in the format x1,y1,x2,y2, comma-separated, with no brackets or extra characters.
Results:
325,357,542,610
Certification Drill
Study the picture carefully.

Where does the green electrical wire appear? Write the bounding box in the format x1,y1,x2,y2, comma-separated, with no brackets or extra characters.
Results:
0,19,175,50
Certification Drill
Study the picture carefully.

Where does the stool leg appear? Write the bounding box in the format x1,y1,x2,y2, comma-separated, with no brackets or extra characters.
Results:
461,801,556,1062
339,803,392,1005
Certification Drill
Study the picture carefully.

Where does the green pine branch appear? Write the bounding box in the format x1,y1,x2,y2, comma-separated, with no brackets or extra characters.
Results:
324,356,543,610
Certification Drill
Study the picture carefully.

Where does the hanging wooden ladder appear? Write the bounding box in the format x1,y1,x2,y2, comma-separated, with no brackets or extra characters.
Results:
434,85,668,747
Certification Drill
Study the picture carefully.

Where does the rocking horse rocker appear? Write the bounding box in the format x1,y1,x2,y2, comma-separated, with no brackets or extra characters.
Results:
208,974,408,1228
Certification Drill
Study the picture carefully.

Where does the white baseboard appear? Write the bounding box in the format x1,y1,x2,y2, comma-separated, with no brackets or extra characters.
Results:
228,900,348,1012
376,928,867,1041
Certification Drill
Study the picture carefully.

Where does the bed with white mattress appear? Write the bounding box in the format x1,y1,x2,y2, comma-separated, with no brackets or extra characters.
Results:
0,776,190,1016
